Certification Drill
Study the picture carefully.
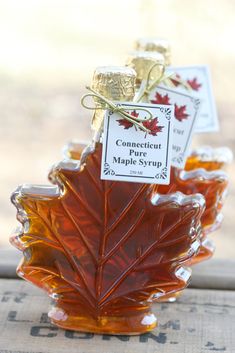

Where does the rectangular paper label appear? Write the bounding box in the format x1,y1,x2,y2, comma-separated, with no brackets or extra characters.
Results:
166,65,219,133
101,103,174,184
148,86,201,168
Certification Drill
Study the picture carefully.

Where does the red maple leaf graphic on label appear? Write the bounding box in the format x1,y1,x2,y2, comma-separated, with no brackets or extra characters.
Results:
175,104,189,122
187,77,202,91
150,92,189,123
151,92,171,105
170,73,181,87
117,110,139,129
142,117,164,136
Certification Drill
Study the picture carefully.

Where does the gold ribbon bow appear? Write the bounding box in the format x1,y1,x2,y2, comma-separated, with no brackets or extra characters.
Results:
81,86,154,133
135,63,192,103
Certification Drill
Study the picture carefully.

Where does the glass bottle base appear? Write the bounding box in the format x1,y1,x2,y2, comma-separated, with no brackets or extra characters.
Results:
48,306,158,335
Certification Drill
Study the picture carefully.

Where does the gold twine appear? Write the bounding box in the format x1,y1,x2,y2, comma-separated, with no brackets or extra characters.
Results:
81,86,154,133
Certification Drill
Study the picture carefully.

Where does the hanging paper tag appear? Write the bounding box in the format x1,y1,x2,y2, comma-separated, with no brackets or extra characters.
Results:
101,102,174,184
166,65,219,133
149,86,201,168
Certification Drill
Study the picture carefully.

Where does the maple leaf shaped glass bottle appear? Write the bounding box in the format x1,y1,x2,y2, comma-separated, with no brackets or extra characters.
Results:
11,66,205,335
128,45,230,265
126,50,231,304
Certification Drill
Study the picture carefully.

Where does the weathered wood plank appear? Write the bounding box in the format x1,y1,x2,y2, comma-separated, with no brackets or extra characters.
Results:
0,279,234,353
1,248,235,291
190,258,235,290
0,248,21,278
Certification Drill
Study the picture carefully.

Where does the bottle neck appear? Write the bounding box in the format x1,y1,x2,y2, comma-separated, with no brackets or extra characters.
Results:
91,109,105,132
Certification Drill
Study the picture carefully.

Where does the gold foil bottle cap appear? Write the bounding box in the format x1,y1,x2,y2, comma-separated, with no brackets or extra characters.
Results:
126,51,165,85
135,38,171,65
91,66,136,130
92,66,136,101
